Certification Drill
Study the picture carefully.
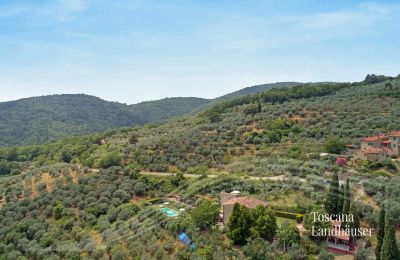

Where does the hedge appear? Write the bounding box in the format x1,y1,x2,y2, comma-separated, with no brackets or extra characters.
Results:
273,210,304,223
271,205,306,214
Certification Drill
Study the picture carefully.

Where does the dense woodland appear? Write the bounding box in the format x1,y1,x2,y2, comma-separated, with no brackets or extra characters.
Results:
0,95,210,147
0,82,302,147
1,75,400,259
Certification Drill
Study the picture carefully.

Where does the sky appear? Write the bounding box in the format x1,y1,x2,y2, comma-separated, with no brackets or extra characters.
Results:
0,0,399,104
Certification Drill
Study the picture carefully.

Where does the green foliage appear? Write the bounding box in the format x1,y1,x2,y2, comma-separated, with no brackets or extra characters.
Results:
355,248,374,260
250,206,277,242
52,203,64,220
380,214,399,260
228,204,277,245
303,208,330,239
228,203,252,245
190,199,219,230
324,172,339,214
337,184,344,215
363,74,393,85
277,221,300,251
243,237,280,260
318,248,334,260
376,207,385,260
213,82,301,102
342,178,351,216
287,145,305,159
0,160,20,176
273,210,304,223
324,136,346,154
347,203,360,235
171,172,185,187
96,152,122,168
0,94,210,146
1,78,400,258
117,204,140,221
3,78,400,175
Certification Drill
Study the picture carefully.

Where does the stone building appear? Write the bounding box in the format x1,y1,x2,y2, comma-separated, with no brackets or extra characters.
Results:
352,131,400,162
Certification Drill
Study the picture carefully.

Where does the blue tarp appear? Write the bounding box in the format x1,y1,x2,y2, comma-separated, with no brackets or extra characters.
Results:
179,232,191,246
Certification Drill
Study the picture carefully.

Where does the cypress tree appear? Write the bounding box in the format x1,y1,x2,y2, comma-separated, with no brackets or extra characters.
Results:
376,207,386,260
228,203,252,245
348,203,360,238
324,172,339,214
337,184,344,215
343,178,351,215
380,214,399,260
228,203,242,243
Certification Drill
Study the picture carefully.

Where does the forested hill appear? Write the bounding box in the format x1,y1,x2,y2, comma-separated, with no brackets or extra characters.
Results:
213,82,302,102
129,97,211,122
0,75,394,147
0,82,304,146
0,94,209,146
1,74,399,170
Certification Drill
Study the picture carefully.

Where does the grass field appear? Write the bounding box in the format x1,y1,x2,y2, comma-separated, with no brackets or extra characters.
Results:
276,217,297,225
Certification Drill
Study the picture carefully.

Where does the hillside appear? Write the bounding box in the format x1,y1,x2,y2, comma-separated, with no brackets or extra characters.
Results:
2,75,399,171
1,76,400,259
0,94,210,146
0,82,305,147
214,82,302,102
129,97,211,122
0,82,306,146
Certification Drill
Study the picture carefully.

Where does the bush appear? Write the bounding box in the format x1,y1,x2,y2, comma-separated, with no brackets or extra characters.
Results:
133,182,146,196
273,210,304,223
191,199,219,230
324,137,346,154
53,203,64,220
96,152,122,168
117,204,139,221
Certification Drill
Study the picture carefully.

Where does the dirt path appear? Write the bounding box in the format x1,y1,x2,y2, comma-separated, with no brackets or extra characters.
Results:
140,171,217,178
354,184,378,209
89,168,306,182
138,171,306,182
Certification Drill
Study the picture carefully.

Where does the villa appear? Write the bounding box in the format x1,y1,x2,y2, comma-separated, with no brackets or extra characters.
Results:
352,131,400,162
326,221,356,255
220,191,268,224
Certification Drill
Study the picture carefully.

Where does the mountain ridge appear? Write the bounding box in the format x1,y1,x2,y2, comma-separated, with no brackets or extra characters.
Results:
0,82,305,146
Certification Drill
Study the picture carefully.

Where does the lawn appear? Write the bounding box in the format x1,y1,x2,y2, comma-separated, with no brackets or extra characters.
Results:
276,217,297,226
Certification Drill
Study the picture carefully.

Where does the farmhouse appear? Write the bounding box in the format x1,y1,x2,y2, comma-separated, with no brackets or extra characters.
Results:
352,131,400,162
220,191,268,224
326,221,356,255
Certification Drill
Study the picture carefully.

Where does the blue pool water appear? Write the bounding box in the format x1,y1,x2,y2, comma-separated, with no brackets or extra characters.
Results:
160,207,179,217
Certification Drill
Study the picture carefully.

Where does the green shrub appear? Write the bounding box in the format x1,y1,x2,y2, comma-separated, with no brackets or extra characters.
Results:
273,210,304,223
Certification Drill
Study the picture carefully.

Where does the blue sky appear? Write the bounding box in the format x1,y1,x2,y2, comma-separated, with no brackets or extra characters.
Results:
0,0,399,104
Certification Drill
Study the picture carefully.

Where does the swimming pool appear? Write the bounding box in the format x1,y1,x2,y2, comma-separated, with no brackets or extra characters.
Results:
160,207,179,217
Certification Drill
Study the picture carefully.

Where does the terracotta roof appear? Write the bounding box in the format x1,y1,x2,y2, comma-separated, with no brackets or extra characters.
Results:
389,131,400,137
362,134,387,142
330,221,350,241
222,196,267,208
